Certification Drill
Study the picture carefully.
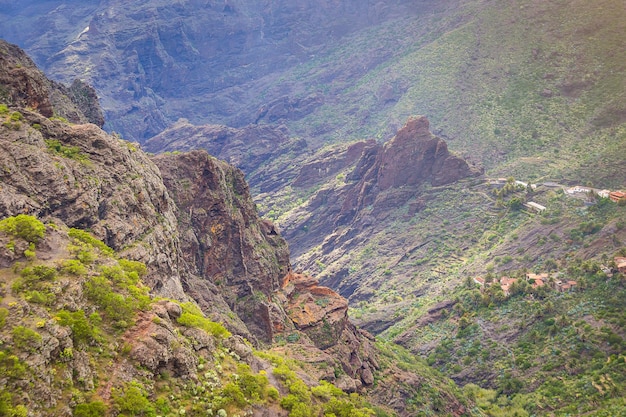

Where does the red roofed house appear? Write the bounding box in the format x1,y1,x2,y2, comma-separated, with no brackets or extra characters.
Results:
499,276,517,296
554,279,578,292
526,273,548,289
609,191,626,203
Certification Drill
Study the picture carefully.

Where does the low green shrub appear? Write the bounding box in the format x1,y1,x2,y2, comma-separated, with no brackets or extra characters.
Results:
11,325,42,352
55,310,101,346
45,139,88,161
84,275,136,327
0,391,27,417
0,352,27,379
113,382,156,417
73,401,106,417
177,302,231,339
68,229,113,255
0,214,46,244
12,265,57,295
24,290,54,305
60,259,88,276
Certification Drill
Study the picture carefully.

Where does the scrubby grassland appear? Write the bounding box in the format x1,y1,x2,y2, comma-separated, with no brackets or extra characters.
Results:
253,0,625,189
363,192,626,416
0,215,399,417
409,257,626,417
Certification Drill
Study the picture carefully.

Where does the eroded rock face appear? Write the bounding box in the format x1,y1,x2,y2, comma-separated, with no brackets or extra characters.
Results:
275,272,379,390
278,272,348,349
379,116,477,188
0,109,186,299
153,151,291,343
0,40,103,126
337,115,483,225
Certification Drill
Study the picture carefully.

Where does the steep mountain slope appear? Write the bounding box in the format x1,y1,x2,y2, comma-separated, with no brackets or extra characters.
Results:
0,39,103,126
2,1,625,414
0,0,441,141
4,0,624,190
0,40,480,417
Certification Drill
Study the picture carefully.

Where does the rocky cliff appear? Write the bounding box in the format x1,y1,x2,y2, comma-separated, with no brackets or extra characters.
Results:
0,40,103,126
0,37,370,357
152,150,291,344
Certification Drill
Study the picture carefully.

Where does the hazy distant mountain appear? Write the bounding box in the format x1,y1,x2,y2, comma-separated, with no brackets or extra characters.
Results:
0,0,439,140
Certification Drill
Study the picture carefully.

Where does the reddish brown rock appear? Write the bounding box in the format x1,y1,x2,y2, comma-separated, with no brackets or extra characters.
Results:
279,272,348,349
340,115,482,222
275,271,380,390
153,151,292,344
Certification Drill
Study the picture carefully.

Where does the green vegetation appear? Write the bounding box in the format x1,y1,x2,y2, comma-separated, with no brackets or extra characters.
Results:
49,115,69,123
177,302,231,339
84,266,150,329
55,310,101,346
11,325,42,352
68,228,114,255
73,401,107,417
0,308,7,328
12,265,58,305
1,109,23,130
113,381,156,417
0,218,305,417
45,139,89,162
407,252,626,416
258,351,379,417
0,214,46,244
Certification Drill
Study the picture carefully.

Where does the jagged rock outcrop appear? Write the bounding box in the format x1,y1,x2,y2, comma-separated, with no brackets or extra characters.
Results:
278,272,348,349
0,40,103,126
275,272,379,390
337,115,483,225
0,38,379,372
280,116,482,298
151,152,379,391
292,141,370,189
152,150,292,343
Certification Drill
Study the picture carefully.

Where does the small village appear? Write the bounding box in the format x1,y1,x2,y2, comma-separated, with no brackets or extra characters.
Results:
487,177,626,214
474,256,626,298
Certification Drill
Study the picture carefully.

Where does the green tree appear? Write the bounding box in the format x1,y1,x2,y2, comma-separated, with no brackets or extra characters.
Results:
113,382,155,417
508,197,524,211
74,401,107,417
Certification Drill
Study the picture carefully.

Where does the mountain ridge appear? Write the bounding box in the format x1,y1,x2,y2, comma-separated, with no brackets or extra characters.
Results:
0,39,478,417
